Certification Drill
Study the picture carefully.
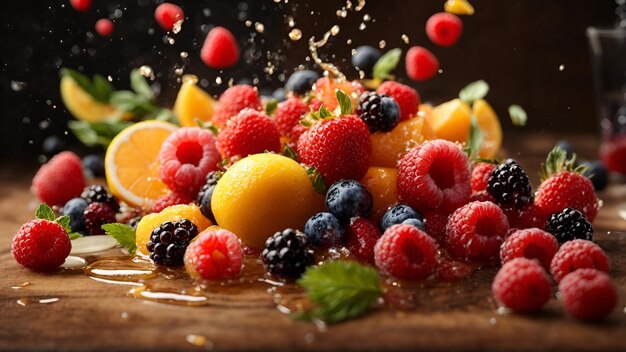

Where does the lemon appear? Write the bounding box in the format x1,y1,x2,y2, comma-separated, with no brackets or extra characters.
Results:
60,75,124,122
444,0,475,15
173,75,215,127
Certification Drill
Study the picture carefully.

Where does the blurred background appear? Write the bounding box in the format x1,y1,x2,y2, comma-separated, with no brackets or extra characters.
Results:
0,0,619,160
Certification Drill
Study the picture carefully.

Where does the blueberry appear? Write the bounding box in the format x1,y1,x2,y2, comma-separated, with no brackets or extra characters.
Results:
380,204,422,232
82,154,105,177
325,180,373,222
198,185,216,222
555,140,575,160
351,46,382,78
285,70,320,95
42,135,66,156
401,218,426,231
304,212,345,247
62,197,89,233
581,160,609,191
272,87,286,102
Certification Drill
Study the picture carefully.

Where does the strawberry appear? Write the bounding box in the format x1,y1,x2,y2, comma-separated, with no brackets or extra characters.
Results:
274,97,309,139
200,26,240,69
216,109,281,160
212,84,262,127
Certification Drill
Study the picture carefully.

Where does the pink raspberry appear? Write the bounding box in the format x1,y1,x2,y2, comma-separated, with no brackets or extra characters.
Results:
397,140,471,213
422,209,449,244
558,269,617,321
158,127,220,198
500,228,559,269
492,257,552,313
274,97,309,139
212,85,262,127
469,190,496,203
154,3,184,31
471,162,495,193
445,201,509,264
12,219,71,272
405,46,439,82
151,192,193,213
374,224,438,280
32,151,86,206
346,217,382,265
184,229,243,280
550,239,611,283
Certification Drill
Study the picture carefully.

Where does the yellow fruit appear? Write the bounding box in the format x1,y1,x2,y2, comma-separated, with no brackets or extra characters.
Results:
211,153,323,248
173,75,215,127
60,75,124,122
136,204,212,255
370,116,436,168
444,0,475,15
473,99,502,159
430,98,472,144
105,120,177,208
360,167,398,223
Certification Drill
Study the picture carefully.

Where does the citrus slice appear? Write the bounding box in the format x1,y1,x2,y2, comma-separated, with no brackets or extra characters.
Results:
60,75,123,122
173,75,215,127
429,98,471,144
473,99,502,159
105,120,178,208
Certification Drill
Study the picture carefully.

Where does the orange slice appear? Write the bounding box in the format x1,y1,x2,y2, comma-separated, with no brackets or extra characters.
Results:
173,75,215,127
473,99,502,159
105,120,178,208
60,75,125,122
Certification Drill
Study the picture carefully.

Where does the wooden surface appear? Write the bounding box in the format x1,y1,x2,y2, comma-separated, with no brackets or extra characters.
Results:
1,134,625,352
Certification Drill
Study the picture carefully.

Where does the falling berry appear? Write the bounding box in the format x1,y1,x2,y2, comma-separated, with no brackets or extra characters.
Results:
201,27,240,68
95,19,114,37
69,0,91,12
154,3,185,31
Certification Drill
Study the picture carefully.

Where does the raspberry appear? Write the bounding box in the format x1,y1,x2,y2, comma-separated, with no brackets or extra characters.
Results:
261,229,314,279
471,162,495,193
152,192,193,213
600,137,626,174
200,26,239,69
397,139,471,213
325,180,373,223
212,85,262,127
500,228,559,269
81,185,119,212
491,258,552,313
356,92,401,133
436,257,475,281
304,212,345,248
550,239,611,283
380,204,422,232
184,228,243,280
470,190,496,203
11,219,71,271
346,217,381,264
158,127,220,197
216,109,281,159
83,202,117,236
376,81,420,121
147,219,198,266
95,19,114,37
445,201,509,264
422,209,448,243
558,269,617,321
69,0,91,12
285,70,320,95
546,208,594,244
32,151,86,206
426,12,463,47
487,159,533,209
504,204,547,230
196,171,222,223
405,46,439,82
154,3,184,31
374,224,438,280
273,97,309,139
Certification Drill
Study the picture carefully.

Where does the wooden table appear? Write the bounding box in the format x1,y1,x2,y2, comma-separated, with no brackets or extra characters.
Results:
1,134,625,351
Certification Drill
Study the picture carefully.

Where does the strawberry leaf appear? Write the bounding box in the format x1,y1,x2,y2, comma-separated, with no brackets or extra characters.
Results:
335,90,352,116
265,99,279,115
319,106,333,119
464,114,483,160
372,48,402,81
35,204,56,221
283,144,299,161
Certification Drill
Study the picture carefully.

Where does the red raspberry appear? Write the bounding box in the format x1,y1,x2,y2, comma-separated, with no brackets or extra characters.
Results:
374,224,438,280
445,201,509,264
200,26,240,69
346,217,382,265
471,162,495,193
405,46,439,82
550,239,611,283
273,97,309,139
216,109,281,159
558,269,617,321
436,256,475,281
397,140,471,213
600,137,626,174
212,85,262,127
422,209,449,244
83,202,116,236
159,127,220,197
504,204,547,230
470,190,495,203
426,12,463,47
297,115,371,186
376,81,420,121
500,228,559,269
492,257,552,313
95,19,114,37
12,219,71,271
32,151,86,206
69,0,91,12
184,228,243,280
154,3,184,31
151,192,193,213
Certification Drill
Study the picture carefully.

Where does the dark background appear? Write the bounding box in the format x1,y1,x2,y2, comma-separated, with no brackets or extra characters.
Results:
0,0,618,160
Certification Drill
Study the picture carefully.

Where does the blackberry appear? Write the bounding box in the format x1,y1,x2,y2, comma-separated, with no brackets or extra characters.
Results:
146,219,198,267
261,229,314,279
546,208,594,244
486,159,533,209
196,171,222,222
83,202,117,236
325,180,373,223
127,216,142,230
82,185,119,212
380,204,422,232
356,92,401,133
304,212,345,248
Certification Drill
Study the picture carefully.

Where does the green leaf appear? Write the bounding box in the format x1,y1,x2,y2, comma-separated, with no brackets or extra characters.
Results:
153,109,178,124
319,106,332,119
69,120,132,147
508,104,527,127
68,232,82,240
283,144,298,161
459,80,489,104
297,261,382,324
102,223,137,254
539,146,586,181
35,204,56,221
195,118,219,135
130,69,154,101
336,90,352,116
465,114,484,160
93,74,115,102
54,215,72,233
60,68,114,103
110,90,145,112
265,99,279,115
372,48,402,81
306,167,326,194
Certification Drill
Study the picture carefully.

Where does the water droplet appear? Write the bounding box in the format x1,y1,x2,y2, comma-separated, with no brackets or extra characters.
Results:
347,39,352,44
488,317,497,325
172,20,183,34
363,14,371,21
215,76,222,85
10,81,26,91
330,25,340,36
401,34,410,44
255,22,265,33
185,334,213,349
203,8,211,17
289,28,302,41
39,298,60,304
559,64,565,71
11,282,30,289
107,75,113,82
359,23,367,30
336,9,347,18
245,20,253,27
180,51,188,59
287,16,295,28
379,40,386,49
121,312,129,319
304,333,315,344
139,65,155,80
174,67,184,76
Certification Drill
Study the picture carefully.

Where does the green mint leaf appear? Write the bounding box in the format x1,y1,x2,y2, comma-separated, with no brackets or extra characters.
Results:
68,232,82,240
110,90,145,112
297,261,382,324
265,99,279,115
130,69,154,101
54,215,72,233
283,144,299,161
69,120,132,147
459,80,489,104
153,109,178,124
35,204,56,221
372,48,402,81
92,74,115,102
335,90,352,116
508,104,527,127
319,106,332,119
68,121,99,146
465,114,483,160
102,223,137,254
